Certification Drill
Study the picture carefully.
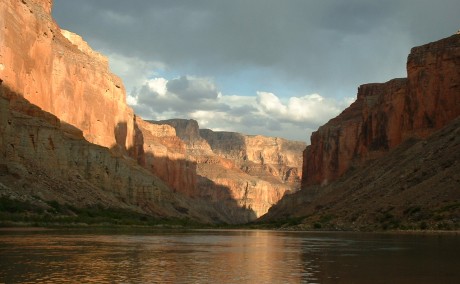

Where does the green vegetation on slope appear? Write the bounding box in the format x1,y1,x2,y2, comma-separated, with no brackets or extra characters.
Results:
0,196,203,228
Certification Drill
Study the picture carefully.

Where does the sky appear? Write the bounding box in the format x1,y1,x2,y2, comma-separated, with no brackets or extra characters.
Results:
52,0,460,142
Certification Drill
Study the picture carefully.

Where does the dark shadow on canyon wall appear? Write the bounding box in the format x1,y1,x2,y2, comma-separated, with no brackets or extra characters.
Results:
114,119,257,223
0,83,256,224
114,121,128,151
196,175,258,223
199,129,246,159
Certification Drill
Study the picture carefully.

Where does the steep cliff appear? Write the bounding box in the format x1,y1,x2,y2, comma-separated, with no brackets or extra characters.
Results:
0,0,135,151
200,129,305,186
0,0,201,214
261,33,460,230
133,118,198,197
152,119,306,219
261,117,460,230
0,86,225,223
0,0,242,223
0,0,306,223
302,34,460,186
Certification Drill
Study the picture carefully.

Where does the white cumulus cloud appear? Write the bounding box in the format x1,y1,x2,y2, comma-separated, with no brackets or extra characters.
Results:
147,77,168,96
128,76,352,141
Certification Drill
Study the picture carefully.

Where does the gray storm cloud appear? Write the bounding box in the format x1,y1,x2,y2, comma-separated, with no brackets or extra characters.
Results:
52,0,460,140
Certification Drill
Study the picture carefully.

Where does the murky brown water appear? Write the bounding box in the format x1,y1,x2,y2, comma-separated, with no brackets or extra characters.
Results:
0,229,459,283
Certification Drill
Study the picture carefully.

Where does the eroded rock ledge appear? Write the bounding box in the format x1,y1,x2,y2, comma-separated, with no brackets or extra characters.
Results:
302,33,460,187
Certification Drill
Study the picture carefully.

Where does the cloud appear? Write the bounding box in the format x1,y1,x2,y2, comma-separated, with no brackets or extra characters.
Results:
257,92,287,116
147,77,168,97
51,0,460,140
256,92,347,126
53,0,460,101
130,76,351,141
101,51,165,93
132,76,223,117
167,76,219,101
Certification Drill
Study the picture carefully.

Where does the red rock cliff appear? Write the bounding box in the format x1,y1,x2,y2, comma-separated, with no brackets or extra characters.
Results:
302,34,460,186
153,119,306,219
133,118,198,196
0,0,134,150
0,0,198,197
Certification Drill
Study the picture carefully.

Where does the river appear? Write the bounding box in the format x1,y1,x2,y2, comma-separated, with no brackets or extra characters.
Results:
0,229,458,283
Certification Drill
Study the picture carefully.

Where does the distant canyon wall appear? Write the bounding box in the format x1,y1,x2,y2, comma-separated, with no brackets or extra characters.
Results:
154,119,306,218
0,86,225,222
0,0,306,222
302,34,460,187
199,128,304,186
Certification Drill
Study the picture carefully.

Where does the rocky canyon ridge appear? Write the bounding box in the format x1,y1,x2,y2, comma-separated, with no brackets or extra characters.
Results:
263,32,460,230
0,0,304,224
0,0,458,229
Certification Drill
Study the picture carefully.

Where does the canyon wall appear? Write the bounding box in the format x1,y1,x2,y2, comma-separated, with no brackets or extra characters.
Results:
0,86,223,222
133,118,198,197
262,116,460,230
200,129,305,186
154,119,306,218
302,33,460,187
0,0,135,151
0,0,197,204
0,0,306,222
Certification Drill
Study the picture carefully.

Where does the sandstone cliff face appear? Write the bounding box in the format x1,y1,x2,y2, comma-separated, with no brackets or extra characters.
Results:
0,0,134,150
0,0,198,208
0,87,221,222
154,119,306,219
0,0,233,223
0,0,306,222
150,119,213,156
262,117,460,231
303,34,460,186
134,118,198,197
200,129,305,186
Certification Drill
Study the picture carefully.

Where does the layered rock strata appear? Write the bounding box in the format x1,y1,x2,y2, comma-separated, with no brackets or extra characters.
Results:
262,117,460,230
133,118,198,197
302,34,460,186
0,86,222,222
0,0,134,150
200,129,305,186
153,119,306,219
0,0,197,210
0,0,307,222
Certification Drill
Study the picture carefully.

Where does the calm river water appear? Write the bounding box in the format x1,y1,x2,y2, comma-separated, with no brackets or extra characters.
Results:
0,229,459,283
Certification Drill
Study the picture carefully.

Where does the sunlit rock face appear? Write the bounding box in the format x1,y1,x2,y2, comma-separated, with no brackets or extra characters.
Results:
0,86,228,223
0,0,136,151
302,33,460,187
133,118,198,197
0,0,224,223
0,0,306,222
200,130,305,187
154,119,306,218
0,0,197,203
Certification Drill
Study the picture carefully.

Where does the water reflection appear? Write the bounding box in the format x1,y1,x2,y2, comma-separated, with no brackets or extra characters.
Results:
0,230,459,283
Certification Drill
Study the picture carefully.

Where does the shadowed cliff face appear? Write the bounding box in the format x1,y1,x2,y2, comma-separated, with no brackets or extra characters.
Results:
0,0,135,151
0,85,233,222
129,118,258,223
0,0,260,224
200,129,305,186
260,33,460,229
302,34,460,187
150,119,306,218
261,117,460,231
